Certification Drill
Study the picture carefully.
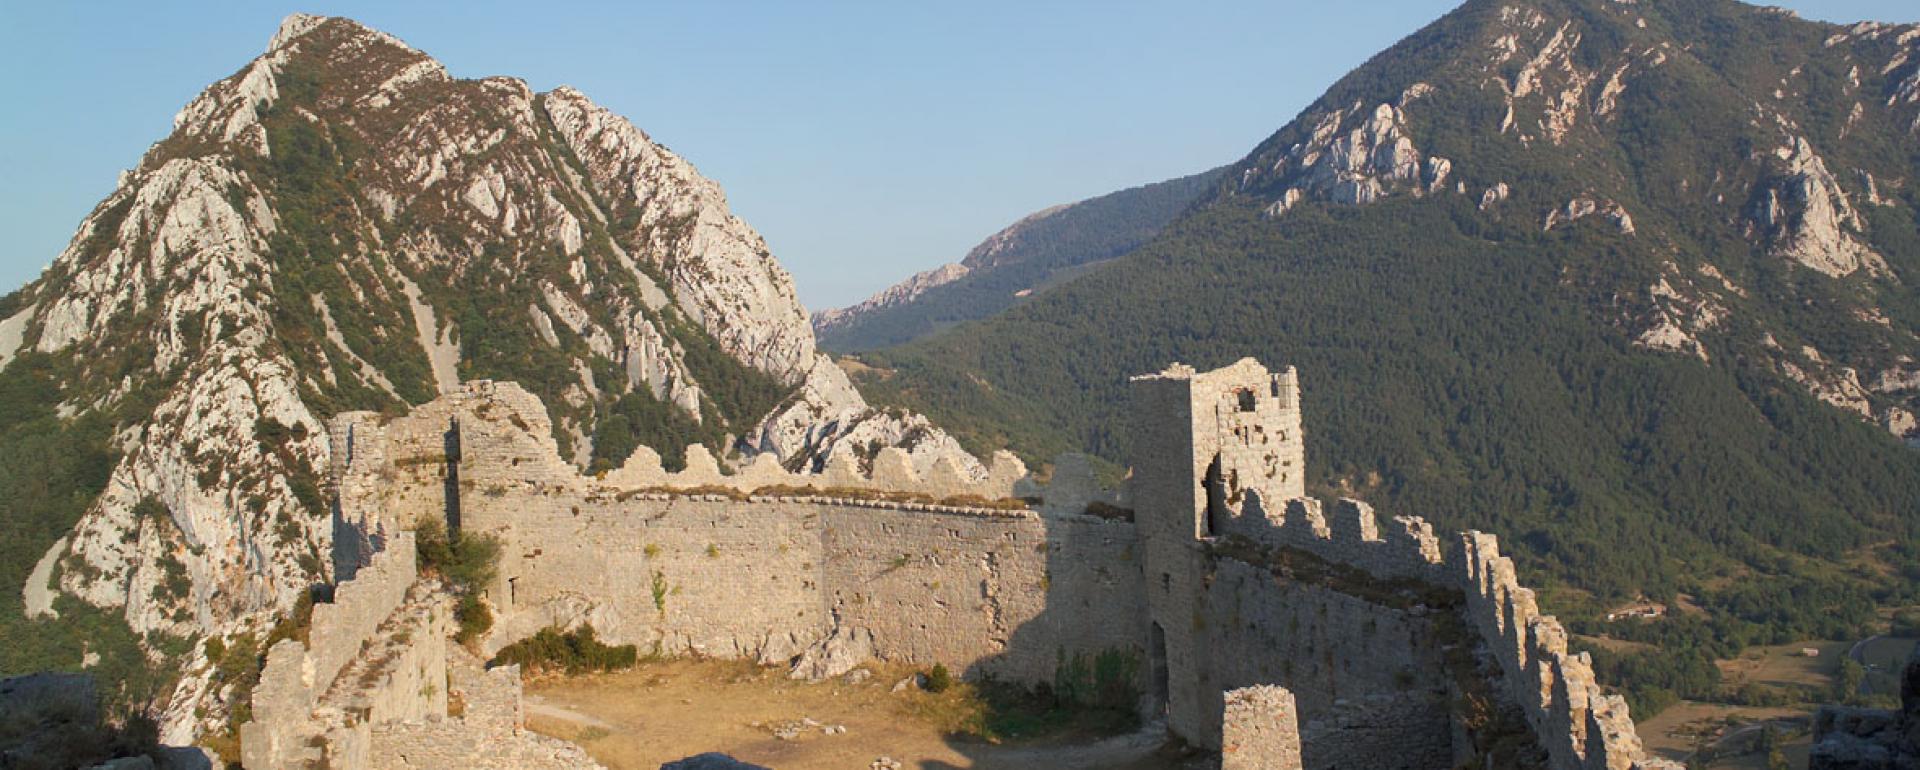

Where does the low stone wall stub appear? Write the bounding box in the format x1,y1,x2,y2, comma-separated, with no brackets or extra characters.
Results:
1224,685,1305,770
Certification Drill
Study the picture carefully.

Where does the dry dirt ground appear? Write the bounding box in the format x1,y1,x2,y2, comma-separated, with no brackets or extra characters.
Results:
525,659,1203,770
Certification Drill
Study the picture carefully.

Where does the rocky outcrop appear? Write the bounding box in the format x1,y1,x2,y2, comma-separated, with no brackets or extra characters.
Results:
748,356,988,478
4,12,983,744
811,261,970,333
540,86,816,383
1544,196,1635,235
1748,137,1886,278
787,625,877,682
1242,84,1453,216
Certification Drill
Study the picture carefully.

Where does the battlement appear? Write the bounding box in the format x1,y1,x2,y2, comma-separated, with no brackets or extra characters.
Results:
306,359,1677,770
241,532,435,769
1219,494,1448,583
328,381,1049,549
602,441,1030,500
1454,531,1678,770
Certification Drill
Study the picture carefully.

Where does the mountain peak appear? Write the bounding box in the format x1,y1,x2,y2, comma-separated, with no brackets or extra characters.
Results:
4,11,991,742
267,13,328,52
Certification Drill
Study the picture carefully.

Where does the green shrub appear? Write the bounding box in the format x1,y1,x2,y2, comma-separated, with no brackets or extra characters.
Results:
417,516,501,644
1891,609,1920,638
925,663,953,693
489,624,637,675
1052,648,1141,712
454,594,492,646
415,516,501,592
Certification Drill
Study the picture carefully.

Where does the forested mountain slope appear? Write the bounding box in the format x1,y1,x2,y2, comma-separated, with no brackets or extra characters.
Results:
854,0,1920,705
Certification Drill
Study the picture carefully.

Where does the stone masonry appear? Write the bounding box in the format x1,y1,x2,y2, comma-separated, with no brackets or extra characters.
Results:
271,357,1674,769
1224,685,1305,770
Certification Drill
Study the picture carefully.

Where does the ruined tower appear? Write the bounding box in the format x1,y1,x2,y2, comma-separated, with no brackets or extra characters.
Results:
1130,357,1305,744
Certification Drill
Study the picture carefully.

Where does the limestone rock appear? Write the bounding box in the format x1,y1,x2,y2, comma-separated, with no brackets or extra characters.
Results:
788,625,876,682
812,261,972,334
748,356,988,480
1748,137,1886,277
1244,95,1439,217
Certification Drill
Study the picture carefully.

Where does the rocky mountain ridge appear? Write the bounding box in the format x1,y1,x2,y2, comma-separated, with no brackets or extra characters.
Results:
1226,0,1920,442
0,13,980,740
813,166,1227,351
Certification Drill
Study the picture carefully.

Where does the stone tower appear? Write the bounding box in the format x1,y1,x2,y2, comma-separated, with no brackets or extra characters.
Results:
1130,357,1305,745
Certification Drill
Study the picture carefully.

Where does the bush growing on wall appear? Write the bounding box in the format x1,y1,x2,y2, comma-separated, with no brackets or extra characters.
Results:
415,516,501,644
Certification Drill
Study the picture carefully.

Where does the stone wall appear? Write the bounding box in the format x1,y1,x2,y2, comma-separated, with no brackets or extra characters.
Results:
1223,685,1305,770
465,489,1144,684
820,505,1145,683
1127,359,1673,770
240,532,431,769
471,494,827,659
333,380,1146,689
1297,693,1457,770
1453,532,1677,770
1201,557,1450,728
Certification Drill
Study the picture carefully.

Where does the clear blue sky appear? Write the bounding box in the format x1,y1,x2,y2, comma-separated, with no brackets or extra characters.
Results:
3,2,1915,310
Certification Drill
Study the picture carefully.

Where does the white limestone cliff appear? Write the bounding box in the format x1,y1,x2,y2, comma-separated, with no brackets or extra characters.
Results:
8,13,986,743
1748,136,1887,278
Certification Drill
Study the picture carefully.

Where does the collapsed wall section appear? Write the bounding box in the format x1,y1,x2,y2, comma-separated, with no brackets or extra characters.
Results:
368,649,605,770
1224,685,1305,770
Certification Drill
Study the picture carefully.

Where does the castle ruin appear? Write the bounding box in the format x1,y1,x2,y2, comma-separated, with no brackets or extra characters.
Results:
242,358,1680,769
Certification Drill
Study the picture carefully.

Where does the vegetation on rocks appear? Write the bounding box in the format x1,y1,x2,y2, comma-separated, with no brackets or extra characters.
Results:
0,351,165,716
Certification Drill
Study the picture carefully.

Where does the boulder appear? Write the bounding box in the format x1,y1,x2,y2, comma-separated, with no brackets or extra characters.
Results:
788,626,875,682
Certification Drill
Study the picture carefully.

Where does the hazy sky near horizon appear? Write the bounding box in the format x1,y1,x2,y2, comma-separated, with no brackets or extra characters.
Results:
4,2,1917,310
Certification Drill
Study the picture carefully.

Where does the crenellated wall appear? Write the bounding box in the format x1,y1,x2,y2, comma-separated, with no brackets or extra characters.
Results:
240,532,434,769
312,362,1678,770
1129,359,1676,770
1453,531,1660,770
327,380,1147,689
